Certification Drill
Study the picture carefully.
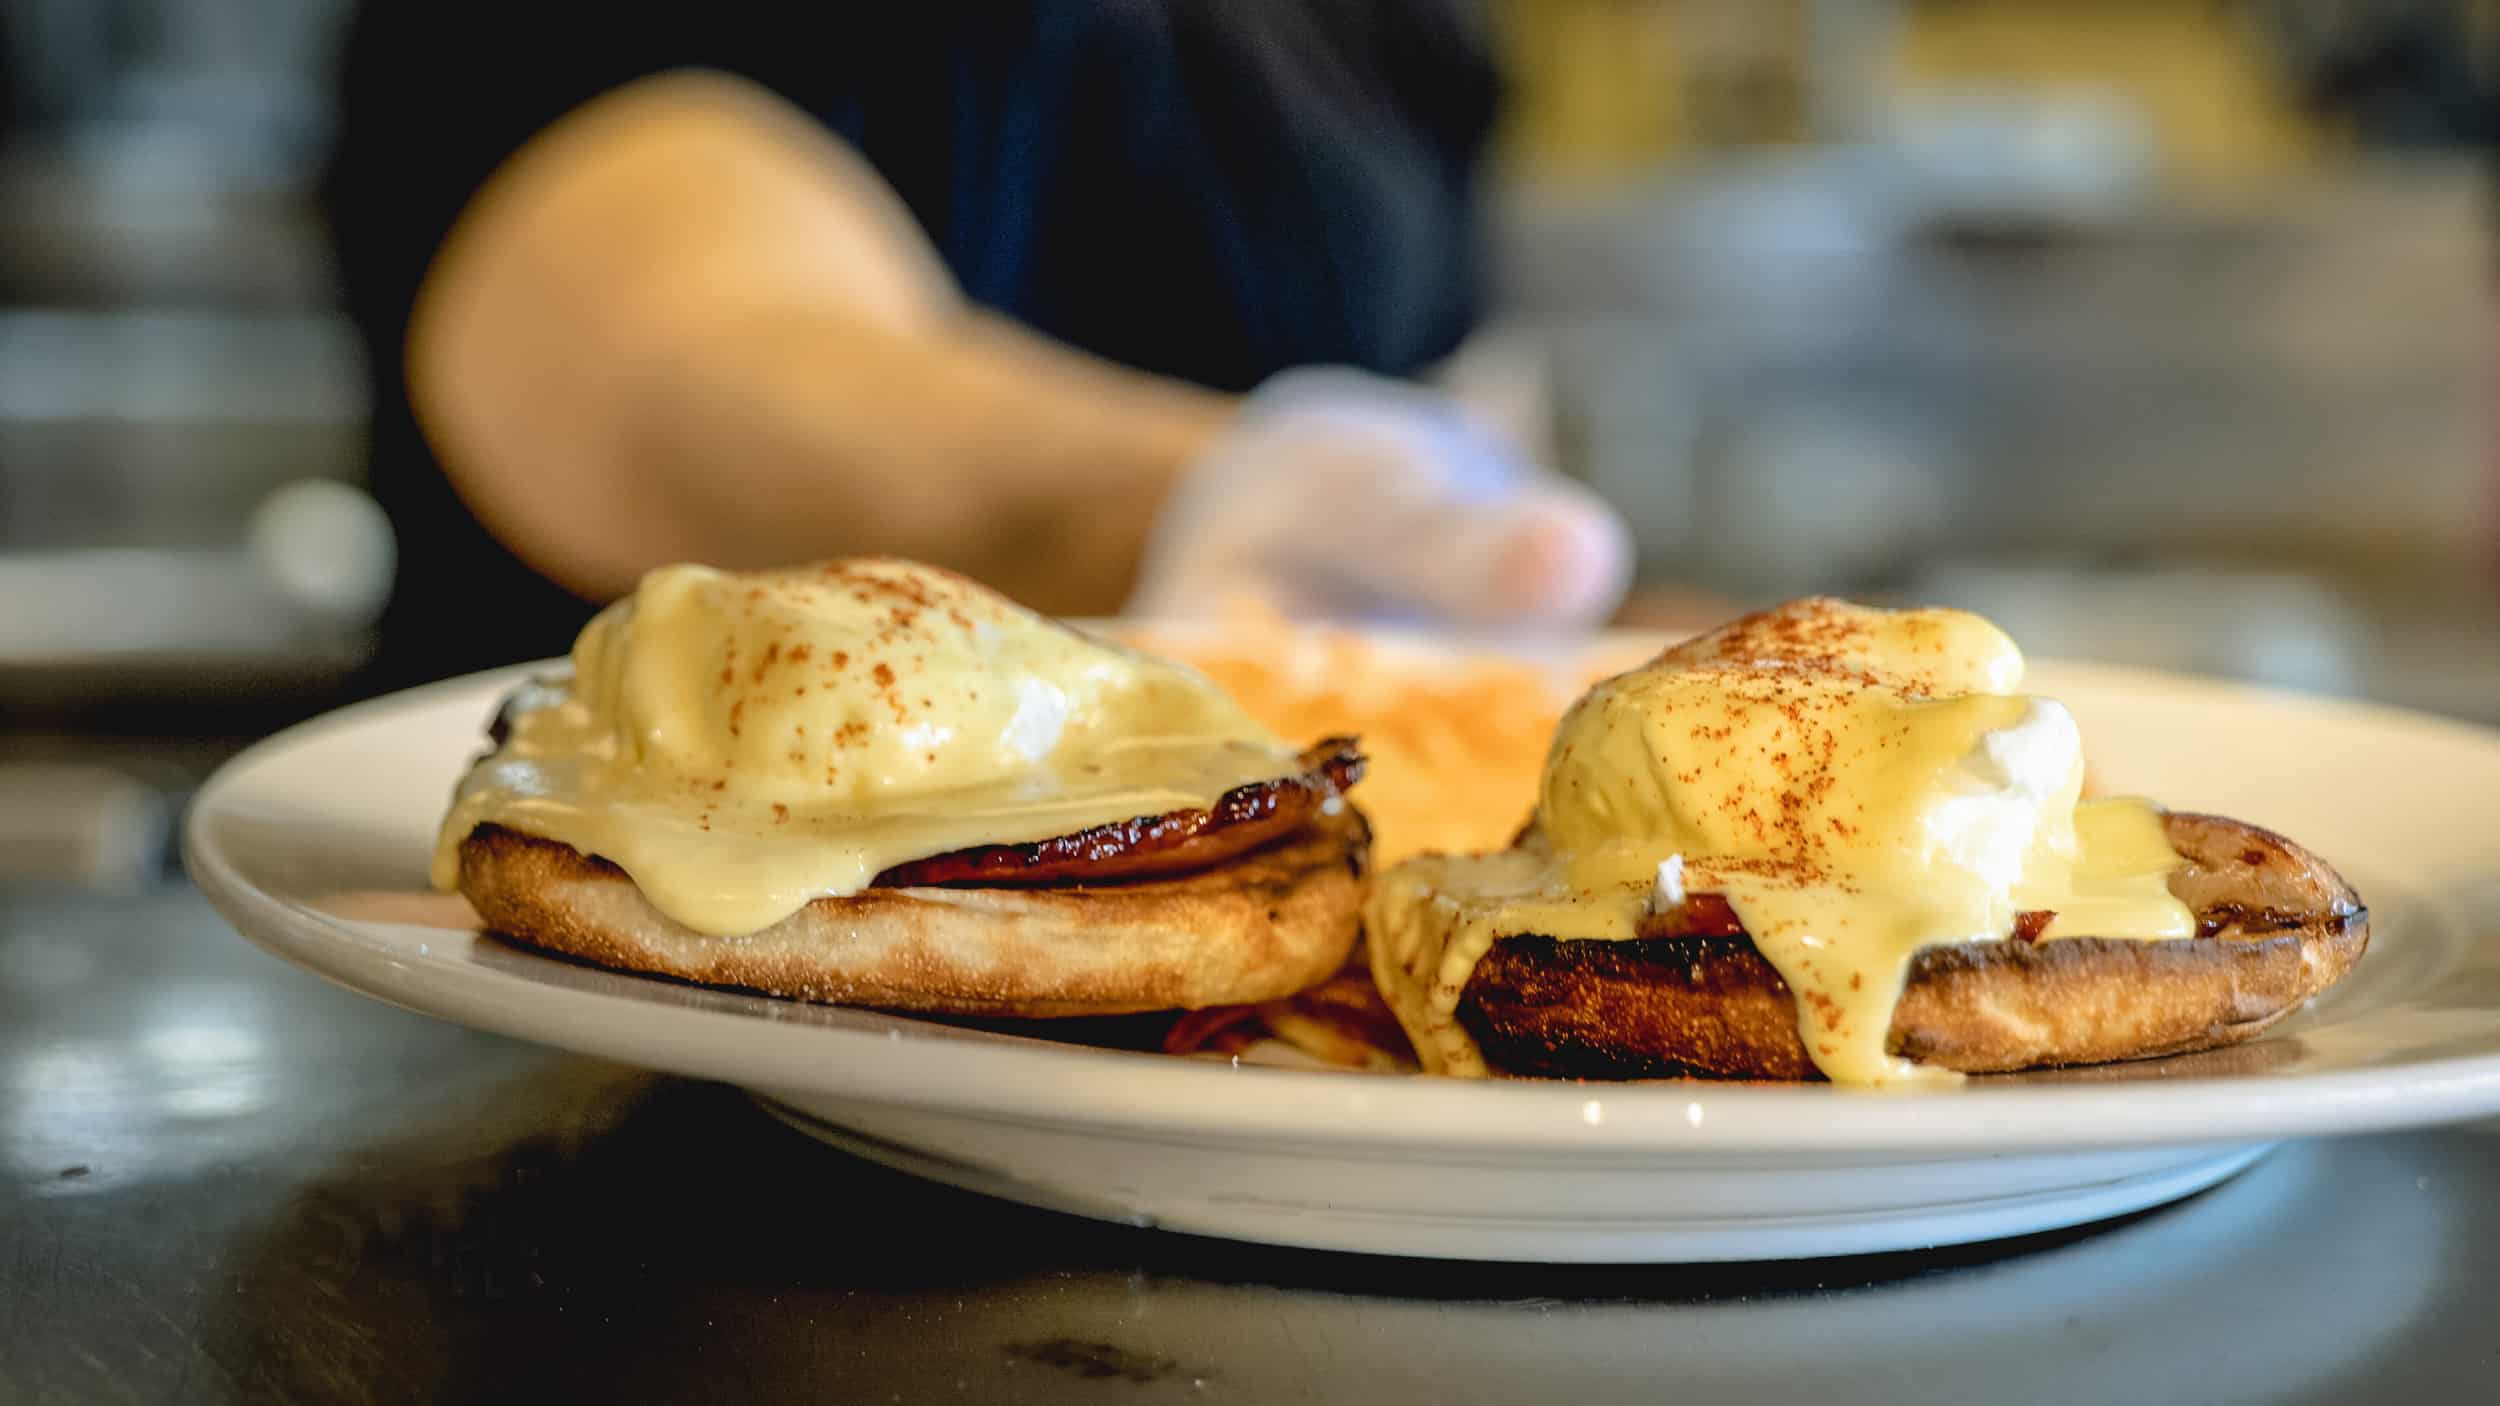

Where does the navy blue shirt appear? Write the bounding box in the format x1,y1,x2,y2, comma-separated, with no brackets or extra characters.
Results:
326,1,1499,687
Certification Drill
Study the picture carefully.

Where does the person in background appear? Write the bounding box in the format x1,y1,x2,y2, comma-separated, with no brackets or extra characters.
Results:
326,3,1632,688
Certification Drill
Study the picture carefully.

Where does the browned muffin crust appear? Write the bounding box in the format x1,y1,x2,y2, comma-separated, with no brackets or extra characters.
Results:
1456,812,2367,1079
458,804,1371,1017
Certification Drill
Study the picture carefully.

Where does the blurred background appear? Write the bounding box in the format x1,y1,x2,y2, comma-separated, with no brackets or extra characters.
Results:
1,0,2495,887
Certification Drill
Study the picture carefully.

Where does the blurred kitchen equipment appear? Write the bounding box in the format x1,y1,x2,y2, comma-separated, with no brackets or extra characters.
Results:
1,0,370,739
0,761,164,887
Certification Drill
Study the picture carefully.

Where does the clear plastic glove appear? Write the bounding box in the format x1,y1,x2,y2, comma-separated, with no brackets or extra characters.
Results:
1125,368,1633,625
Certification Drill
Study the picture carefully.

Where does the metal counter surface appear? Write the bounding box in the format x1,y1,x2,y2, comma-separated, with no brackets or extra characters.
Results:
6,882,2495,1405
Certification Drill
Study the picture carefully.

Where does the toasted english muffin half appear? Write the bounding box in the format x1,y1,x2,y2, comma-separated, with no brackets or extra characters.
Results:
1456,811,2367,1080
458,804,1370,1018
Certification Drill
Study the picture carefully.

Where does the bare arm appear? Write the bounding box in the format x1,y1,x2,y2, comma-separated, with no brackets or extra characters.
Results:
408,70,1236,613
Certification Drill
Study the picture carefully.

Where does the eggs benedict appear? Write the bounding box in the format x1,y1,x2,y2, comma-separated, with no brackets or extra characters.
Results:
1366,598,2367,1084
437,559,1369,1015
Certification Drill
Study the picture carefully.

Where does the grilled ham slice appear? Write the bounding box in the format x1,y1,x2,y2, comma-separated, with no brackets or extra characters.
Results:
873,739,1360,886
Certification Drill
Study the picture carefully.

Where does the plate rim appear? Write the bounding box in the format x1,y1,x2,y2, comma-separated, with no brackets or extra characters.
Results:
185,652,2500,1156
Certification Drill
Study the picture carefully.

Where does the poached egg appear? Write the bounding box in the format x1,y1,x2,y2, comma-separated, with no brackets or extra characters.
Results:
1367,598,2194,1085
432,559,1301,936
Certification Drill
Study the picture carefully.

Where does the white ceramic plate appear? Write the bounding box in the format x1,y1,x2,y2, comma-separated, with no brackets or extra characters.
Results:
185,653,2500,1262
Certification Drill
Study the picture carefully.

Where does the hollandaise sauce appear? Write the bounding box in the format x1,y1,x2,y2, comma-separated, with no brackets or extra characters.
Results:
432,560,1301,936
1366,599,2194,1086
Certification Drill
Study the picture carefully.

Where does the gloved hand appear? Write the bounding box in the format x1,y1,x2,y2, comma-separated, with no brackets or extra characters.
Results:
1125,368,1632,625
